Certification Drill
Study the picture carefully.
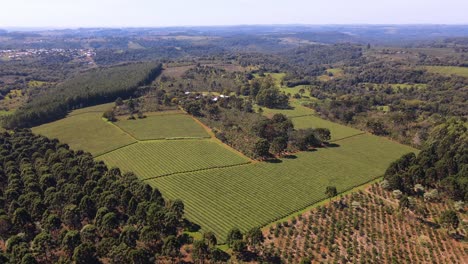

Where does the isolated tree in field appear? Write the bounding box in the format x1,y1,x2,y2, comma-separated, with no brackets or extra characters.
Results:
440,210,459,233
325,186,338,200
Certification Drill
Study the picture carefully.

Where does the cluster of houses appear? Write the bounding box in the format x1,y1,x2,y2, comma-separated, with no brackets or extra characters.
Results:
184,91,230,102
0,48,95,60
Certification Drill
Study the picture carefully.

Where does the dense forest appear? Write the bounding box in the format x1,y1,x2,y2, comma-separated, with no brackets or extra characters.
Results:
384,118,467,201
2,63,162,128
0,129,189,263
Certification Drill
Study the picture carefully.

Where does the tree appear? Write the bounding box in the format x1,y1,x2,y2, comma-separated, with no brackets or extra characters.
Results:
203,231,217,247
226,227,243,248
62,230,81,256
102,111,116,122
253,138,270,159
169,199,184,220
314,128,331,142
270,137,288,156
245,227,264,249
192,240,209,263
13,208,32,228
399,195,410,211
21,254,38,264
162,235,180,259
99,212,118,235
73,243,101,264
440,210,459,233
32,232,54,261
115,97,123,106
119,226,139,248
325,186,338,200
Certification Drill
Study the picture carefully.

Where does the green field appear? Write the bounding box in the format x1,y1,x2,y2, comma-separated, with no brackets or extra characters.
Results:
425,66,468,78
257,100,316,118
31,101,417,244
292,115,363,141
147,133,416,241
97,140,251,179
115,112,209,140
32,112,136,156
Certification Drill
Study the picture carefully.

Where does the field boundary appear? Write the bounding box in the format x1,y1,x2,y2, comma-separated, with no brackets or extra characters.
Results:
330,132,366,143
141,161,253,181
259,176,383,233
186,112,257,163
93,141,139,158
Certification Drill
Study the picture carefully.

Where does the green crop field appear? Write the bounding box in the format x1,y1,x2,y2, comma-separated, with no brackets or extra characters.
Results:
292,115,363,141
425,66,468,78
97,140,251,179
32,112,136,156
147,133,416,241
257,100,316,118
68,102,115,116
114,112,209,140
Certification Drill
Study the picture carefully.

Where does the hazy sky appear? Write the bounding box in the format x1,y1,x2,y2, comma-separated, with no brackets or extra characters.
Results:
1,0,467,28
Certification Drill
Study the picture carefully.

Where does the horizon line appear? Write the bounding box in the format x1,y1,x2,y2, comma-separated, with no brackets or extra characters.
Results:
2,23,468,31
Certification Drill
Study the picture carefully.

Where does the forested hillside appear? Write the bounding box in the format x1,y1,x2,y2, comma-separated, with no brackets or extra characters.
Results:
0,129,187,263
2,63,162,128
384,118,467,200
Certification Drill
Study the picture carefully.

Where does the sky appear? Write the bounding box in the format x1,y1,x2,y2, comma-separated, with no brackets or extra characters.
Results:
1,0,467,28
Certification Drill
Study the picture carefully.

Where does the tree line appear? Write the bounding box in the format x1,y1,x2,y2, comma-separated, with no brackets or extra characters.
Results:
2,62,162,129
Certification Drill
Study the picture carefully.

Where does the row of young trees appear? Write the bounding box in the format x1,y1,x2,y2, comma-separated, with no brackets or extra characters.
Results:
0,129,188,263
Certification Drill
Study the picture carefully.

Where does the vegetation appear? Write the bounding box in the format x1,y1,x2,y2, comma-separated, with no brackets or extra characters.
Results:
261,185,466,263
98,140,251,179
3,63,162,128
147,133,415,241
32,112,136,156
0,129,190,263
384,118,467,201
114,112,209,140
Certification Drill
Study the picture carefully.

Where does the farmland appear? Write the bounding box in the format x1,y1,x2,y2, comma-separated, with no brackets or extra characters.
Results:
147,133,416,241
425,66,468,78
263,184,467,263
114,112,209,140
97,140,250,179
30,100,417,243
32,112,137,156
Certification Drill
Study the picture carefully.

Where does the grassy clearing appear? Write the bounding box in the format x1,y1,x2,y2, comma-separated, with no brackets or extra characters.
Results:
147,133,416,242
28,80,49,87
424,66,468,78
98,140,251,179
68,102,115,116
318,68,344,81
32,112,136,156
114,113,209,140
279,85,313,96
257,100,315,118
292,115,363,141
